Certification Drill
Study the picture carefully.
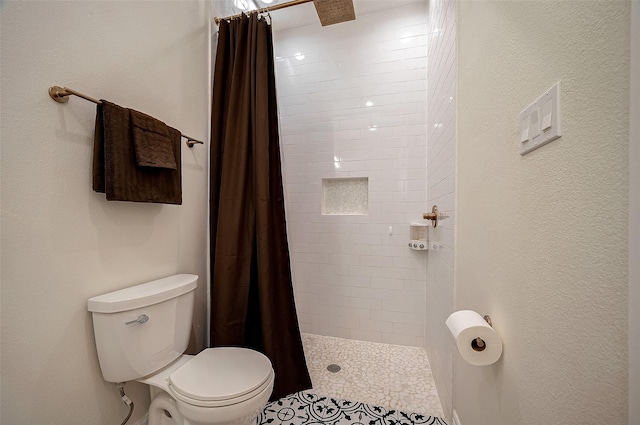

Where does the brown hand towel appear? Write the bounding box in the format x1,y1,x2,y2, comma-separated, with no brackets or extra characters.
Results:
92,103,106,193
130,109,177,170
92,100,182,205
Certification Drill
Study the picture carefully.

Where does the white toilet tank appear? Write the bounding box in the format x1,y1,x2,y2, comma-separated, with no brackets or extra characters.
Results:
88,274,198,383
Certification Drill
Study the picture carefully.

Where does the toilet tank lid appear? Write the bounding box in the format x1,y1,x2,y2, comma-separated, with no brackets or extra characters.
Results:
88,274,198,313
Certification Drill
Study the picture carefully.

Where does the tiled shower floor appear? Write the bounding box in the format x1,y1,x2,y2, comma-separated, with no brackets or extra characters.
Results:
300,333,444,418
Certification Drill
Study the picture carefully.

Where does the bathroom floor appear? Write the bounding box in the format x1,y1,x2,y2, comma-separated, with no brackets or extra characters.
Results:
258,391,447,425
259,334,446,425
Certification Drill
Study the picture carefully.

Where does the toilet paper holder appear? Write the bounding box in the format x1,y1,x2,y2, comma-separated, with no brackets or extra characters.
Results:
473,315,493,352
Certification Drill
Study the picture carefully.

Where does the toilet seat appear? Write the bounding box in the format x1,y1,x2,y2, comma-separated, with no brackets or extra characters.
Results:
168,347,274,408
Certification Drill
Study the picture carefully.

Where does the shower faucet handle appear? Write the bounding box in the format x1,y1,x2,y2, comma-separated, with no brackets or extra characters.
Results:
125,314,149,325
423,205,439,227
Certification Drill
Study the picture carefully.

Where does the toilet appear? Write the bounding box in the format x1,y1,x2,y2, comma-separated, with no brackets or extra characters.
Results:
87,274,274,425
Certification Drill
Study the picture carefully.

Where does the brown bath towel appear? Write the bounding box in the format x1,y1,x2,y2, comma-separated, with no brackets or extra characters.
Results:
130,109,177,170
93,101,182,204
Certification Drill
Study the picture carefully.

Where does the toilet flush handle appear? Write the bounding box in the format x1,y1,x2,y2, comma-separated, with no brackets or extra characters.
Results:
125,314,149,325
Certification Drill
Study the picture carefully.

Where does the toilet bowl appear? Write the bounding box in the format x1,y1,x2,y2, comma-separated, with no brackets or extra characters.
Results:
87,274,275,425
142,348,274,425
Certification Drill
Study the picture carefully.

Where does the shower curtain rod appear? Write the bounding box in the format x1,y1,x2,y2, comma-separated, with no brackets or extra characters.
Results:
214,0,313,25
48,86,205,148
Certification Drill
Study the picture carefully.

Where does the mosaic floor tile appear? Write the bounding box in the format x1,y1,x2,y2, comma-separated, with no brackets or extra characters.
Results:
300,333,444,419
259,391,448,425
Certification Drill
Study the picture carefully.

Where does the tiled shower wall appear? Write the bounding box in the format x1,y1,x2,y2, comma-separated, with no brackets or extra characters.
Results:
425,0,456,418
274,3,428,347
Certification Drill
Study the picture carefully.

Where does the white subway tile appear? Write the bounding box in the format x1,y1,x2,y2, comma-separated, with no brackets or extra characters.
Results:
339,306,372,320
371,277,404,290
327,326,351,339
392,322,425,337
348,297,382,310
328,315,361,329
300,312,329,326
392,256,426,269
349,329,382,343
276,3,429,346
360,319,393,333
328,253,361,266
370,245,402,257
381,267,416,280
372,309,404,323
359,255,393,268
334,275,372,288
339,244,372,256
403,279,426,292
403,307,426,326
307,303,342,317
380,333,418,346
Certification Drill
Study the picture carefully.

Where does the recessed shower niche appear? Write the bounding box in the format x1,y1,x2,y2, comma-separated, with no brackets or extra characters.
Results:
321,177,368,215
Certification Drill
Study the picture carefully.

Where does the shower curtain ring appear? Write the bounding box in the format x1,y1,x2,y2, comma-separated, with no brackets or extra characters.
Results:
264,7,272,24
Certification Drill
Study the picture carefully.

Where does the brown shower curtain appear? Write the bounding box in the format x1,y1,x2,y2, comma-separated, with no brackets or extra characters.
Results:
209,14,312,400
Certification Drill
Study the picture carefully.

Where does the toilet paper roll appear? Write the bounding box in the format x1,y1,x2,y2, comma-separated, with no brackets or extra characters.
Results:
445,310,502,366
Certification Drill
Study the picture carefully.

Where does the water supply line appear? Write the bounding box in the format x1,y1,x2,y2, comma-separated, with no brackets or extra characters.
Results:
116,382,134,425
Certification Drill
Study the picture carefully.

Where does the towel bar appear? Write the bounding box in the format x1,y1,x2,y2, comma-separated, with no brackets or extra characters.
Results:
48,86,205,148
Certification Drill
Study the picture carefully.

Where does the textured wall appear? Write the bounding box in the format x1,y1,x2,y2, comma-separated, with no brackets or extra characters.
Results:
425,0,456,419
0,1,212,423
455,1,629,424
274,3,429,347
630,2,640,424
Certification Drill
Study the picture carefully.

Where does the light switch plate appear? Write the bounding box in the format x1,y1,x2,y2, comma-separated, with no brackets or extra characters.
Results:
519,81,561,155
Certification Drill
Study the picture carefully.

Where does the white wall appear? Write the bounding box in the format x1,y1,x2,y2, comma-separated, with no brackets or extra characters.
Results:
274,3,429,347
425,0,456,419
454,1,630,425
629,2,639,424
0,1,212,423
